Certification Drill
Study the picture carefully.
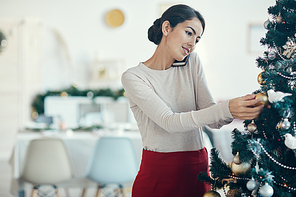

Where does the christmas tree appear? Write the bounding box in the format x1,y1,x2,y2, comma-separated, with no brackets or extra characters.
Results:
199,0,296,197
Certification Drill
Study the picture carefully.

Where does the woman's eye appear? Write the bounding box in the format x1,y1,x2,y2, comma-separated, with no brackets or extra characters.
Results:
196,39,199,44
186,31,192,36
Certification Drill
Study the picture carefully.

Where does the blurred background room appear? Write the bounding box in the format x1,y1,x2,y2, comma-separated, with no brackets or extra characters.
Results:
0,0,275,196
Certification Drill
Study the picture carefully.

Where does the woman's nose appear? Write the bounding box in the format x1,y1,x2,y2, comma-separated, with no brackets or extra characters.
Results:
188,40,195,48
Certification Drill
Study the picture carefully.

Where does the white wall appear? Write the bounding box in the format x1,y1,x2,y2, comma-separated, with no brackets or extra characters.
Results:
0,0,276,101
192,0,274,100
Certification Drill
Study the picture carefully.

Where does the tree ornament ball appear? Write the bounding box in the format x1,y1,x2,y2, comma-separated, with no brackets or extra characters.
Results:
246,179,257,191
231,161,251,177
278,118,291,130
268,51,277,60
227,188,241,197
247,120,257,133
259,183,274,197
255,93,268,106
203,190,221,197
233,152,242,164
263,19,270,29
257,72,266,85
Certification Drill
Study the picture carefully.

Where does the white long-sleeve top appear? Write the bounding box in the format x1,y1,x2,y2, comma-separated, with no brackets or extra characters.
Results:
121,52,233,152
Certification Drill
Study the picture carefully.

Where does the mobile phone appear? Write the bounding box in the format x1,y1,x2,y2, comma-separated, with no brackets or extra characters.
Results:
172,54,190,67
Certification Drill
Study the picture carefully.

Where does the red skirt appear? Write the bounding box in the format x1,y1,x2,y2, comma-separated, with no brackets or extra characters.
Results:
132,148,211,197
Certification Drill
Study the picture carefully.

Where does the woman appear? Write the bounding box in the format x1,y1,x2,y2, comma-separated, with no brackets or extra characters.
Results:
121,4,264,197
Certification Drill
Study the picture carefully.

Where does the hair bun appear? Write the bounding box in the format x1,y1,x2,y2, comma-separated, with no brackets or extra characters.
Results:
153,18,161,28
148,18,162,45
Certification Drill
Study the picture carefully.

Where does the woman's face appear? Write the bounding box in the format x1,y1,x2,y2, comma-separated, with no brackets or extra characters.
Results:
165,18,203,61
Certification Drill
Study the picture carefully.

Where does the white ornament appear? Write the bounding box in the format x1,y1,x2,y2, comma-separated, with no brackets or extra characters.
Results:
259,183,274,197
280,118,291,130
246,178,258,191
283,133,296,149
267,89,292,103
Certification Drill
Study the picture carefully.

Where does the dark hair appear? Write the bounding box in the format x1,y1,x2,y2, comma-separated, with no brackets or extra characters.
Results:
148,4,205,45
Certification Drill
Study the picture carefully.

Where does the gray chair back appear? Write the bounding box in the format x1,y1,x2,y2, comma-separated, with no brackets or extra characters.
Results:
21,138,73,185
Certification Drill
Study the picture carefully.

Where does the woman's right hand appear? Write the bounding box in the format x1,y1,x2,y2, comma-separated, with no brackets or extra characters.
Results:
229,94,264,120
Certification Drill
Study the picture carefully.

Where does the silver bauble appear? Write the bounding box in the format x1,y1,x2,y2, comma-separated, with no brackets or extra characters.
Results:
259,183,274,197
263,19,270,29
278,118,291,130
246,179,257,191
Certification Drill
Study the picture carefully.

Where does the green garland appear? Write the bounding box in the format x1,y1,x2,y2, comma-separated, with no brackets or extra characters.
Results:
32,85,125,115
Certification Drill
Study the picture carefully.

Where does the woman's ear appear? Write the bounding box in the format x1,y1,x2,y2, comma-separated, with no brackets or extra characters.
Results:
162,20,171,36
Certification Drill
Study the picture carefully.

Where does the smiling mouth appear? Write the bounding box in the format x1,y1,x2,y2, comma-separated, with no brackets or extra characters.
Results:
182,47,190,55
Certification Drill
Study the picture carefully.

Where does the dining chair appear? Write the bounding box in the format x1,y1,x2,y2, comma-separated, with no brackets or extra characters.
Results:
81,137,139,197
20,138,74,197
